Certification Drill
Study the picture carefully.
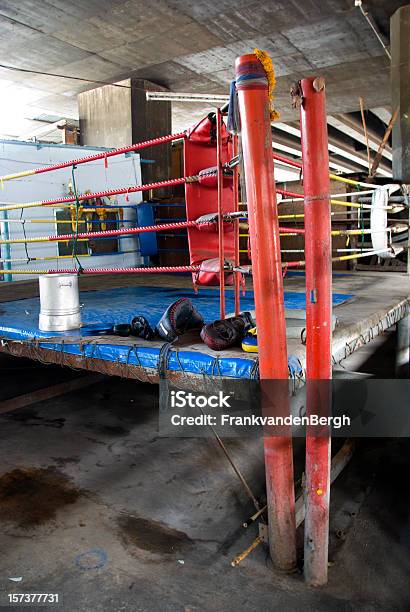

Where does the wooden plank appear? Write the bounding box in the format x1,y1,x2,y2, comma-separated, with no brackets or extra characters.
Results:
0,374,104,415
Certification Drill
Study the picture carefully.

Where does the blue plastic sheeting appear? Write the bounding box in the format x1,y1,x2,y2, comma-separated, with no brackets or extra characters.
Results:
0,285,353,379
136,203,157,257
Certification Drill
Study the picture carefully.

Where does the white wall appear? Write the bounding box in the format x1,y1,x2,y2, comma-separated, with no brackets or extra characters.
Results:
0,140,144,280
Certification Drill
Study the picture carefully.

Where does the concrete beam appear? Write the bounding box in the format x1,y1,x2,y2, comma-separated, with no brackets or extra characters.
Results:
274,123,392,177
372,107,392,126
391,5,410,181
131,80,172,189
17,119,67,142
272,131,362,175
78,79,132,148
327,114,392,160
78,78,171,189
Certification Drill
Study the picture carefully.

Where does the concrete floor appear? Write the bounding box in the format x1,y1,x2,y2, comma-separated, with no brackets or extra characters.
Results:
0,345,409,611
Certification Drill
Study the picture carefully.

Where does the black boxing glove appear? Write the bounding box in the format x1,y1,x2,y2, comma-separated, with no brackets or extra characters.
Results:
200,312,254,351
156,298,204,341
131,315,155,340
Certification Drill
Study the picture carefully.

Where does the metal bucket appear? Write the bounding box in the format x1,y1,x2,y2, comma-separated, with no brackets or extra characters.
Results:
38,274,81,332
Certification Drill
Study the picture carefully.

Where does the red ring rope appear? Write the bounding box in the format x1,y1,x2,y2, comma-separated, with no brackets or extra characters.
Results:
48,220,198,242
47,265,200,275
47,220,303,243
273,153,302,170
39,177,187,208
276,188,304,199
15,132,186,179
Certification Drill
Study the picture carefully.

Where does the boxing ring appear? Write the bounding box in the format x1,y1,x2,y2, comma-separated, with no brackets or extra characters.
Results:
0,274,350,379
0,49,409,586
0,272,407,384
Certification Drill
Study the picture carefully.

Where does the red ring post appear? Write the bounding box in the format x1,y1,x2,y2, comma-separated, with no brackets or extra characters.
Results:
300,77,332,586
235,53,296,571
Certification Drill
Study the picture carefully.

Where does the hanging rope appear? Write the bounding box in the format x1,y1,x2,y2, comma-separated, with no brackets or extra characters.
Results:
70,165,84,273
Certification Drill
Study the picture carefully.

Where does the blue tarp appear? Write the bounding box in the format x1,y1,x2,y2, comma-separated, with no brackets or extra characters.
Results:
0,285,353,379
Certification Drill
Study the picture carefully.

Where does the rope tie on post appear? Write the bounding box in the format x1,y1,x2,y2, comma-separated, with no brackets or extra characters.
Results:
227,48,279,134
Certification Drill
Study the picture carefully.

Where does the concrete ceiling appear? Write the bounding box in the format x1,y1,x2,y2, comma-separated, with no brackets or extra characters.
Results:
0,0,405,139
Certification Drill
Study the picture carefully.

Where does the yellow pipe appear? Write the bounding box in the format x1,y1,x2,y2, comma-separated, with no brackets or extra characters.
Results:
0,202,51,212
239,233,301,238
245,197,372,210
0,201,125,212
328,173,375,188
3,219,105,224
278,211,362,220
0,197,364,212
332,250,378,263
240,229,377,239
278,213,305,220
0,159,374,189
331,229,372,236
281,249,385,269
0,236,89,245
332,198,365,209
29,218,120,224
1,253,91,264
7,249,384,275
231,536,263,567
0,169,36,182
1,269,53,275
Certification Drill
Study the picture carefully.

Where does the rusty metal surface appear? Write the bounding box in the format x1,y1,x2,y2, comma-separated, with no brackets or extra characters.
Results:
0,339,229,393
236,52,297,572
300,75,332,587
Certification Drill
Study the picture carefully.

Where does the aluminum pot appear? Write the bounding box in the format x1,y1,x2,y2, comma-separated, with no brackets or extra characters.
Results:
38,273,81,332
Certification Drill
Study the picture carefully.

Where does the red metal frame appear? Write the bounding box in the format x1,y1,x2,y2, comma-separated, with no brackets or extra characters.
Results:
183,115,235,287
233,134,241,315
235,53,296,571
216,108,226,319
300,77,332,586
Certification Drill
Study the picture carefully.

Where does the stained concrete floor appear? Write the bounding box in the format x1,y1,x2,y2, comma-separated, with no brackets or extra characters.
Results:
0,345,409,612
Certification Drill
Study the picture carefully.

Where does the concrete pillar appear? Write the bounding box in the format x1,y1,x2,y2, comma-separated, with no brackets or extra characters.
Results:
78,78,171,189
396,313,410,378
391,5,410,181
